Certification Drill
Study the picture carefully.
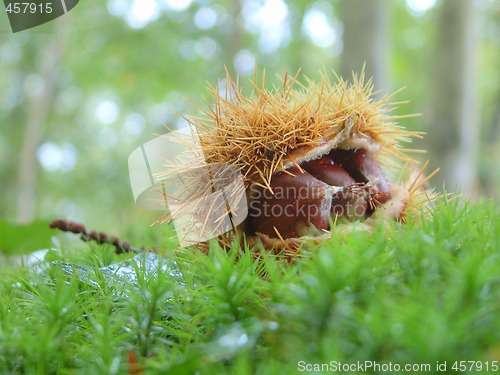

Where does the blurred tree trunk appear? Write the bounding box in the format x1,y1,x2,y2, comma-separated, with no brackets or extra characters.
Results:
16,19,68,223
341,0,389,92
227,0,242,78
429,0,479,199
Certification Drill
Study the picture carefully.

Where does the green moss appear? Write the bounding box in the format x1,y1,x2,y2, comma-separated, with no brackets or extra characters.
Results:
1,198,499,374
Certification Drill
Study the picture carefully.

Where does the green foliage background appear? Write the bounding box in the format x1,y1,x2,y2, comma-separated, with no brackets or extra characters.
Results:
0,0,499,235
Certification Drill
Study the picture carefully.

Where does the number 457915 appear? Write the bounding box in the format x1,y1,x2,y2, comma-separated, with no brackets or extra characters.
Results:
452,361,499,372
6,2,53,14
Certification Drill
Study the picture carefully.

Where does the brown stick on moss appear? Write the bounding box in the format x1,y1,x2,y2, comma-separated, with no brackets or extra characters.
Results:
49,219,157,254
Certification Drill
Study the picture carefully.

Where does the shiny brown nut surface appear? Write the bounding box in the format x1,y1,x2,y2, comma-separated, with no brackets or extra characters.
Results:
249,167,333,239
301,157,356,187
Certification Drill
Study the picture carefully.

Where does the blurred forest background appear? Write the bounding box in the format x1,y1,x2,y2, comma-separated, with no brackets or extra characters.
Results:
0,0,499,235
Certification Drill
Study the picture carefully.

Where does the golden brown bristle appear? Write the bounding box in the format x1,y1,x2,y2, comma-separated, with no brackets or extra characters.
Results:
192,71,419,188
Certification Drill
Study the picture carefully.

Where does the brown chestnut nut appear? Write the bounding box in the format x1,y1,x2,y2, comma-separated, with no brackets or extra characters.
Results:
329,149,391,204
249,167,333,239
302,156,367,220
301,157,355,187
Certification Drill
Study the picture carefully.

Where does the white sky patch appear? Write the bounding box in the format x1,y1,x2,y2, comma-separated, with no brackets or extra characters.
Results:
122,113,145,143
162,0,192,12
37,143,77,172
242,0,290,53
302,7,337,48
234,50,255,76
406,0,437,16
126,0,160,29
194,6,218,30
254,0,287,29
258,23,290,53
96,100,119,125
194,37,219,60
107,0,127,17
124,112,145,136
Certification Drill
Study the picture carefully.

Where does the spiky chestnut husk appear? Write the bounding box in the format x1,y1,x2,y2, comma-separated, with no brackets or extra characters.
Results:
158,70,438,254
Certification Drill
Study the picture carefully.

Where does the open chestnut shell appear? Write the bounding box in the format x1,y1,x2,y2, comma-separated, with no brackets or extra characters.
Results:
248,148,390,240
158,70,436,252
